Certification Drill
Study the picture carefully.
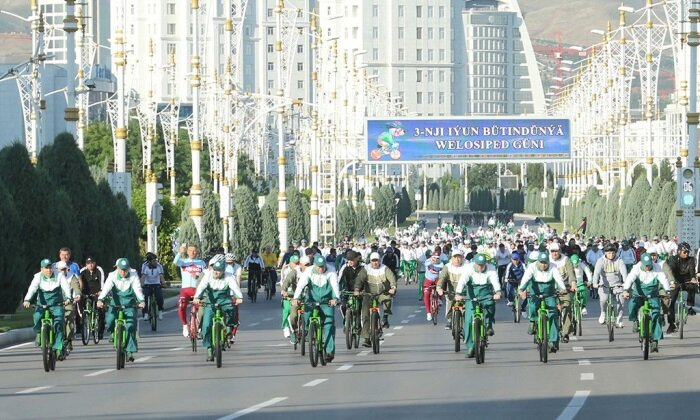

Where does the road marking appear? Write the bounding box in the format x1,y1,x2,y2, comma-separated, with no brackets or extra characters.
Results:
572,346,584,352
578,360,591,366
218,397,288,420
85,369,114,377
383,332,395,337
248,322,260,327
169,347,184,351
357,350,370,356
401,320,409,324
135,356,152,363
263,317,273,321
303,379,328,387
337,364,353,371
570,335,578,341
407,314,416,318
414,310,422,313
393,326,404,330
265,344,288,347
0,342,32,352
580,373,594,381
16,386,52,394
556,390,590,420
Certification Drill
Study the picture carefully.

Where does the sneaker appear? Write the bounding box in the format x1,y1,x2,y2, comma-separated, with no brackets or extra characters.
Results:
548,343,557,353
666,325,676,334
229,334,236,345
206,347,214,362
427,313,432,321
158,312,163,321
598,314,605,324
651,341,659,352
445,323,451,330
127,352,134,362
581,308,588,316
325,353,334,363
688,307,697,316
616,321,624,329
487,328,495,336
182,325,189,337
35,334,41,347
382,318,390,329
67,340,73,351
283,327,291,338
562,335,569,343
506,301,513,307
527,322,536,335
57,350,65,361
362,339,371,348
466,348,475,358
633,320,639,332
143,314,149,321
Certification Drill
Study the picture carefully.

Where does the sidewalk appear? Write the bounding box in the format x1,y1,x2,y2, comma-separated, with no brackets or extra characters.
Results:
0,295,181,349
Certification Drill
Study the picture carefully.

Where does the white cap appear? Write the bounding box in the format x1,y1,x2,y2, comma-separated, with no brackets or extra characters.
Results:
299,256,311,266
451,249,464,256
369,252,381,261
646,245,657,254
56,261,68,270
548,242,561,251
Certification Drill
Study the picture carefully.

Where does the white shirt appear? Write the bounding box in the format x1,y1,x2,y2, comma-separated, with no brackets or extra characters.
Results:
518,264,567,291
140,262,164,285
24,272,72,302
194,270,243,299
496,248,512,266
293,268,340,300
623,264,671,292
98,269,145,302
455,265,501,293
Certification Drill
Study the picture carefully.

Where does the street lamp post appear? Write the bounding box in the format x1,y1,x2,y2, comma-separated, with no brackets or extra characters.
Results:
63,0,78,136
189,0,204,239
275,0,288,254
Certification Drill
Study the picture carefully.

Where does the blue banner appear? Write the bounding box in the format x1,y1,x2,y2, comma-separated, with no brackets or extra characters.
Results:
366,117,570,162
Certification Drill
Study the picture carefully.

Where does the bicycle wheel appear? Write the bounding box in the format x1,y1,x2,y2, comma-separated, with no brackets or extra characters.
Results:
479,332,486,364
299,319,307,356
319,327,327,366
344,310,353,350
251,278,258,303
115,324,125,370
606,303,615,342
453,310,462,353
150,297,158,332
353,309,361,349
214,322,223,368
41,324,51,372
430,293,438,326
189,314,198,352
49,349,56,371
514,298,521,323
308,321,319,367
678,300,685,340
81,312,90,345
642,313,650,360
370,311,380,354
539,313,548,364
473,317,482,365
577,309,583,337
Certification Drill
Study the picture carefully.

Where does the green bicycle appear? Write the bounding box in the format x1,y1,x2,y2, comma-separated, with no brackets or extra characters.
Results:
362,292,384,354
530,294,550,364
447,292,465,353
470,297,488,365
34,304,64,372
308,302,329,367
208,303,231,368
603,286,622,342
673,282,688,339
572,287,583,337
633,294,653,360
111,304,138,370
81,294,101,345
294,302,306,354
342,291,361,350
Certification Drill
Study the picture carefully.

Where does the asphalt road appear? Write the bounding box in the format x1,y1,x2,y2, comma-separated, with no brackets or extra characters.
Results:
1,282,699,420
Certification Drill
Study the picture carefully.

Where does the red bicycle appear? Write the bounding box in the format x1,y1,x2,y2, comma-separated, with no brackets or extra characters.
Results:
187,299,200,352
427,285,439,326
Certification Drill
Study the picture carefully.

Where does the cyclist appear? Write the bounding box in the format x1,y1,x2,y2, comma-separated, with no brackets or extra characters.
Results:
174,243,206,337
570,254,592,315
495,243,512,289
261,245,278,297
423,251,444,321
548,242,576,342
398,241,414,282
382,247,400,278
338,250,368,315
666,242,698,333
23,259,74,360
518,252,568,353
292,255,340,363
617,240,637,272
224,253,243,285
354,251,397,347
140,253,164,321
437,249,469,330
622,253,671,352
454,253,501,358
97,258,145,362
283,255,311,341
243,249,264,299
504,252,526,310
55,261,81,352
592,243,628,327
79,256,105,339
280,255,301,340
193,260,243,361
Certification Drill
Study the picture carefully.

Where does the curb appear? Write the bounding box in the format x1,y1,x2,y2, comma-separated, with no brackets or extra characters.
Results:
0,293,181,350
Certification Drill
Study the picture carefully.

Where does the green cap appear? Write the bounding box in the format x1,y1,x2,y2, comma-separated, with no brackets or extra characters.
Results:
40,258,52,268
570,254,580,265
212,260,226,271
314,254,326,267
538,253,550,263
474,254,486,265
289,255,300,263
641,253,653,267
528,251,539,263
116,258,130,270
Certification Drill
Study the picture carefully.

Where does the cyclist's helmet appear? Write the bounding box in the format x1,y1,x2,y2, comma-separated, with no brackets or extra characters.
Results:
208,254,225,266
679,242,691,253
224,253,236,262
603,243,616,252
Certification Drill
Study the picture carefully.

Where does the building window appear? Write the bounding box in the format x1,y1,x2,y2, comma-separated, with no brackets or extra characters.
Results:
167,3,175,15
372,5,378,17
297,80,303,89
297,62,303,71
427,70,434,82
398,27,404,39
373,48,379,60
297,44,303,53
398,70,404,82
353,27,358,39
267,27,274,35
416,27,422,39
428,49,433,61
428,6,433,18
416,70,422,82
398,48,404,61
267,44,274,53
268,80,274,90
439,49,445,62
398,5,404,17
167,23,176,35
267,8,273,17
439,28,445,39
267,62,274,71
428,28,433,39
417,92,423,104
416,49,422,61
352,5,358,17
428,92,434,104
373,27,378,39
439,6,445,18
439,70,445,82
439,92,445,104
416,6,422,18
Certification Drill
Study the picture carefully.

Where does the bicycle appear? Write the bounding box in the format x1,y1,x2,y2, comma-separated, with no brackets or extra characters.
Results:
187,298,200,352
307,302,330,367
247,270,259,303
507,281,522,323
342,291,361,350
447,293,465,353
572,287,583,337
603,286,622,342
144,285,160,332
673,282,689,339
262,268,275,301
362,292,384,354
470,297,488,365
204,303,230,368
80,294,101,345
427,285,439,326
633,294,654,360
111,304,139,370
33,304,65,372
529,294,551,364
294,302,306,354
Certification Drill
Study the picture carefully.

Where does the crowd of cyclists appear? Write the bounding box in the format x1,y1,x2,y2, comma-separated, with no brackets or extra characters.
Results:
20,214,700,367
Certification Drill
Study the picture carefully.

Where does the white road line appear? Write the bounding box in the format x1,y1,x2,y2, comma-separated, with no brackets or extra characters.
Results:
218,397,288,420
570,335,578,341
414,310,422,313
393,326,404,330
265,344,288,347
263,317,273,321
407,314,416,318
303,379,328,387
556,390,590,420
383,332,395,337
578,360,591,366
0,342,32,352
580,373,595,381
16,386,52,394
337,364,353,371
168,347,184,352
572,346,584,352
135,356,152,363
357,350,370,356
401,320,409,324
85,369,114,377
248,322,260,327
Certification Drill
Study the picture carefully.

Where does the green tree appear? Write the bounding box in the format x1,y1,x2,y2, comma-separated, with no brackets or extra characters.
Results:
232,185,261,257
0,182,25,313
642,177,664,231
652,182,676,236
621,176,650,237
355,200,370,238
468,164,498,190
260,189,280,254
201,181,222,254
287,186,308,242
336,200,356,240
603,182,620,235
